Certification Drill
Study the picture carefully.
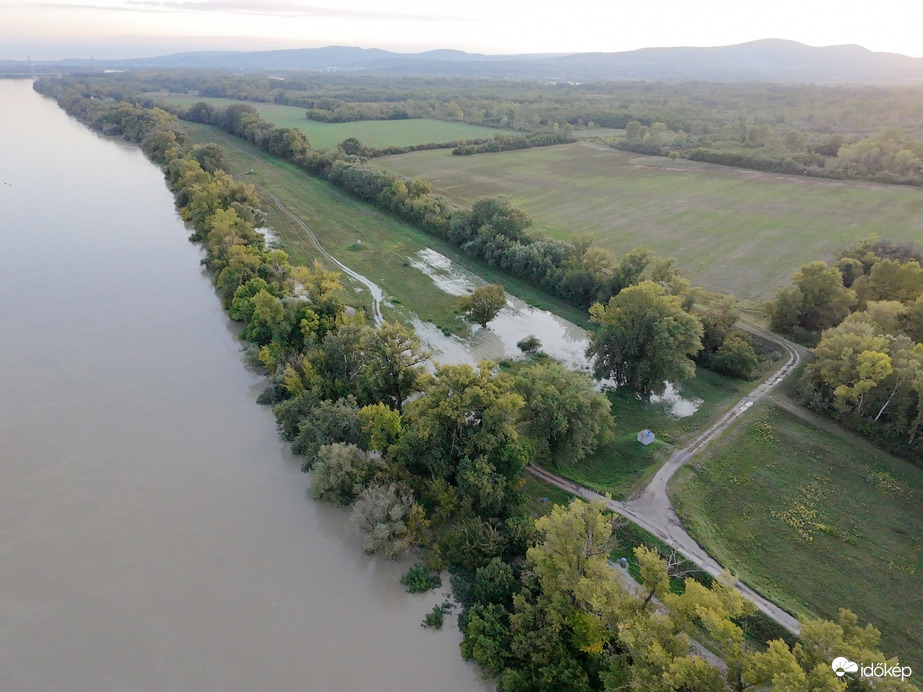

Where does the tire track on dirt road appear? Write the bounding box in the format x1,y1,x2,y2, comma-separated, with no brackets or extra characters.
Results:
529,327,803,634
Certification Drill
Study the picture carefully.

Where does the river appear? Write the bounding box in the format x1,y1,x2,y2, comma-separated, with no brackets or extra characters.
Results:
0,79,488,692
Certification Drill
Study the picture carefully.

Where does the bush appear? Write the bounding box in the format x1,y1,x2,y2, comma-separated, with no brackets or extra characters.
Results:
422,603,451,629
256,381,287,405
311,443,382,506
350,482,416,558
400,563,442,593
292,397,364,469
516,335,541,354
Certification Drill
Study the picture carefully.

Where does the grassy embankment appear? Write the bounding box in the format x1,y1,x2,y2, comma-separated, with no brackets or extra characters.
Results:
671,402,923,669
375,143,923,302
159,96,504,150
181,120,588,332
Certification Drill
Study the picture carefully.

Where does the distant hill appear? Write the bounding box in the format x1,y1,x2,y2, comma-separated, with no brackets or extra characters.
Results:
6,40,923,83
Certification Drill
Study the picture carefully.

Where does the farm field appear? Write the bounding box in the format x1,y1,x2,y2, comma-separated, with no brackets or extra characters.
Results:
671,402,923,669
158,96,505,150
179,121,589,331
374,143,923,301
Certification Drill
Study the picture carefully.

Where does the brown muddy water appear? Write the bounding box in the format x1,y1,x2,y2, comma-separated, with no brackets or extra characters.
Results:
0,79,488,692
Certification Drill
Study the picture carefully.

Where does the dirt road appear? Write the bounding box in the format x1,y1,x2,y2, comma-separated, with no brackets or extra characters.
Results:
529,326,804,635
261,190,385,326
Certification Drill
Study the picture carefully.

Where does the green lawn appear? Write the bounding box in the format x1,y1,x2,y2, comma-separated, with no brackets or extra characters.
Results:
671,403,923,669
374,144,923,302
180,121,588,331
158,96,505,150
554,368,761,500
523,476,577,519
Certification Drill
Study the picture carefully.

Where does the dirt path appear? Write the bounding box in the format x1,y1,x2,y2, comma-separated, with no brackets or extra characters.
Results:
609,559,727,672
529,326,805,635
260,189,384,326
207,132,386,326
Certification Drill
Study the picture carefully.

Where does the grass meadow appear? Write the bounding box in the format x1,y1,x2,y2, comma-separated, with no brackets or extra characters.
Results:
158,96,504,150
180,121,589,332
554,367,761,500
671,403,923,669
374,144,923,302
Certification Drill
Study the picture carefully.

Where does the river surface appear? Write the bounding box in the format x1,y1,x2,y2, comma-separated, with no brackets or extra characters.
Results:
0,79,488,692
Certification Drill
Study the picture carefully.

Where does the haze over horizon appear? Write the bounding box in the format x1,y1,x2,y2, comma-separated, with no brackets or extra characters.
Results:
4,0,923,61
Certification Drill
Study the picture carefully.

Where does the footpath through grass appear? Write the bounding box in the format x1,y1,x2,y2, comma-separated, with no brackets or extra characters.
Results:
181,121,589,331
375,144,923,302
671,402,923,669
159,96,504,150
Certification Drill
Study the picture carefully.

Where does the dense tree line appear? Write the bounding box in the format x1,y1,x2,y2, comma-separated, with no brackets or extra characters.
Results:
174,98,703,313
767,239,923,461
621,121,923,185
192,74,923,185
453,132,575,155
38,70,923,184
40,80,916,691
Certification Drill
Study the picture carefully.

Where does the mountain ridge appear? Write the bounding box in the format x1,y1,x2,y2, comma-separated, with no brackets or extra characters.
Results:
6,39,923,83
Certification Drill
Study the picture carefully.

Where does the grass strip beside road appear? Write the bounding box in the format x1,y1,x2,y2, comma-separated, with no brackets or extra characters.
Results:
671,402,923,670
556,367,762,500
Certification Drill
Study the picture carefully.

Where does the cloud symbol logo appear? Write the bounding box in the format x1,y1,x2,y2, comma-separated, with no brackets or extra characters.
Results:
832,657,859,677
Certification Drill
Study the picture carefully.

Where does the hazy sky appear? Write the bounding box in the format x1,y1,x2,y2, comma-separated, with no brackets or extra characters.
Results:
4,0,923,60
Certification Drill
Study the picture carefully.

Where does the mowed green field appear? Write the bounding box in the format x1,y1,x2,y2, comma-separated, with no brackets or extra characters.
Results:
671,403,923,669
374,144,923,302
158,96,505,150
557,367,760,500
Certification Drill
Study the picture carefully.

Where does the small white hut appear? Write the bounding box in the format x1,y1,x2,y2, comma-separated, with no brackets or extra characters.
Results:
637,429,655,445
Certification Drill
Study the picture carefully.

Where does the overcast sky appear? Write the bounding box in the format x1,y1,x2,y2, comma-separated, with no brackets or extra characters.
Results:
4,0,923,61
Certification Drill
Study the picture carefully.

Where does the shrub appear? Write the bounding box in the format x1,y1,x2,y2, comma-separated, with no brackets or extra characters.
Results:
350,482,416,558
400,563,442,593
422,603,448,629
311,443,382,506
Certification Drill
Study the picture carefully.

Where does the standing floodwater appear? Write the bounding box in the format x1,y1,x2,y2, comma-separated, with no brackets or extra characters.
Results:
0,80,487,692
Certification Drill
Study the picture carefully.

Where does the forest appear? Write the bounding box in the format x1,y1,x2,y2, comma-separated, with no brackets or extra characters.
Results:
59,69,923,184
766,239,923,460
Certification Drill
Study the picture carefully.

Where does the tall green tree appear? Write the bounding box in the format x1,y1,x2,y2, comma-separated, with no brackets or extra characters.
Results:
513,361,613,465
586,281,703,394
768,261,856,333
459,284,507,328
360,321,430,411
391,361,528,520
